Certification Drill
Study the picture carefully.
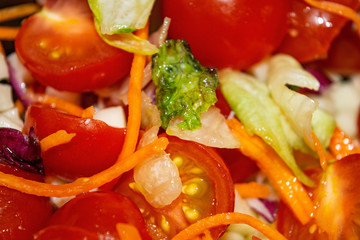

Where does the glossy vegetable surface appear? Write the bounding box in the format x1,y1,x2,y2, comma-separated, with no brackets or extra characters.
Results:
162,0,290,69
114,135,234,239
15,0,133,92
24,105,126,180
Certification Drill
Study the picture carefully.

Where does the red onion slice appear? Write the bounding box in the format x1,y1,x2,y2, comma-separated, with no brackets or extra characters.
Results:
246,198,278,223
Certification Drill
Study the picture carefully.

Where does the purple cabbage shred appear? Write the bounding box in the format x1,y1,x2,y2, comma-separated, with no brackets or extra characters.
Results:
0,127,44,175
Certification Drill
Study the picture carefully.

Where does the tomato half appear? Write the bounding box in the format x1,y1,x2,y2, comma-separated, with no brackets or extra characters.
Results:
277,154,360,239
162,0,290,70
114,135,234,239
277,0,359,63
0,162,53,240
24,104,126,180
44,192,152,240
15,0,133,92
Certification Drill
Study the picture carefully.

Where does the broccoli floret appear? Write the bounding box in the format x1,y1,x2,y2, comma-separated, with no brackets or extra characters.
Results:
152,39,218,130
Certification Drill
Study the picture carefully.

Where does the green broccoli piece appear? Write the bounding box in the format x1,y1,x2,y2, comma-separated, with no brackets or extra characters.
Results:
152,39,218,130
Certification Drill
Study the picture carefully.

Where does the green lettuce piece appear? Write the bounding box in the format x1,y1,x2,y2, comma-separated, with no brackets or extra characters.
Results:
152,39,218,130
219,69,314,187
88,0,158,55
312,108,336,149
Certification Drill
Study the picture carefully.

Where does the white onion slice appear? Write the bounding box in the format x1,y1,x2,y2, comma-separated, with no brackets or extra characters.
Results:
268,54,319,149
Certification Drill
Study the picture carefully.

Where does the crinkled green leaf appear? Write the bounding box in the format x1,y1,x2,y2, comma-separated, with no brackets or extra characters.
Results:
152,39,218,130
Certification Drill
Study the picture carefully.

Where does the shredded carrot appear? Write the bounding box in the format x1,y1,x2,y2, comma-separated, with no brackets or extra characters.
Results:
0,137,168,197
0,3,40,23
234,182,271,199
15,99,25,115
227,118,314,225
81,105,96,119
0,42,4,54
40,130,76,152
304,0,360,36
116,223,142,240
329,127,360,159
32,93,84,117
117,23,149,161
172,212,288,240
0,27,19,40
252,236,262,240
312,132,330,170
202,230,213,240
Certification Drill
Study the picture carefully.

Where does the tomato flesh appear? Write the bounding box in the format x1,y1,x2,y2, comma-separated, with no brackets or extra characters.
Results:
162,0,290,70
277,154,360,239
0,162,53,240
277,0,360,63
114,135,234,239
15,0,133,92
24,104,126,180
45,192,152,240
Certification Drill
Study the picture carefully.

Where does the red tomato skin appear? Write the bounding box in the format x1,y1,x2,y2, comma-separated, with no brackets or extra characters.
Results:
114,135,234,239
15,0,133,92
0,163,53,240
34,225,99,240
277,0,360,63
162,0,290,70
277,154,360,240
24,105,126,180
46,192,152,240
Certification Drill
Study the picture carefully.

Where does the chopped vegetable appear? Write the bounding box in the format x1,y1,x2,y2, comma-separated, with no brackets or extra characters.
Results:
234,182,270,199
0,127,44,175
152,39,218,130
40,130,76,153
88,0,158,54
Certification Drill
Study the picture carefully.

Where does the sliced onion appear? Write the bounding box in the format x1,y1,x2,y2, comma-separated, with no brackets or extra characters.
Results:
134,152,182,208
302,68,333,94
246,198,278,223
268,54,319,149
166,107,240,148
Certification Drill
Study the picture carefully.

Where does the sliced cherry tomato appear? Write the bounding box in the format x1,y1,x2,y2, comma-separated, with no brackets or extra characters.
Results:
114,135,234,239
0,162,53,240
15,0,133,92
314,22,360,74
45,192,152,240
24,104,126,180
277,0,359,63
162,0,290,69
34,226,99,240
277,154,360,239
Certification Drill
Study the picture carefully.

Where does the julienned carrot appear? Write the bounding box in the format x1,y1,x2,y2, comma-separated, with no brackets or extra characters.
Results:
32,93,85,117
234,182,270,199
0,137,168,197
81,106,96,119
312,132,330,170
0,3,40,23
116,223,142,240
329,127,360,159
227,118,314,225
171,212,288,240
118,23,149,161
304,0,360,36
0,27,19,40
202,230,213,240
40,130,76,152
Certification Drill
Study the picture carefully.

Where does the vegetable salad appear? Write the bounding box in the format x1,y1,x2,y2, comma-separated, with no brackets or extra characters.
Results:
1,0,360,239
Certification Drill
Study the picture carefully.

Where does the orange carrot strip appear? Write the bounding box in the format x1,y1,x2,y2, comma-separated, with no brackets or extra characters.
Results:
172,212,288,240
0,27,19,40
329,127,360,159
40,130,76,152
118,23,149,160
235,182,271,199
312,132,329,170
0,41,4,54
0,3,40,23
252,236,262,240
202,230,213,240
81,106,96,119
227,118,314,225
32,93,84,117
304,0,360,36
0,137,168,197
116,223,142,240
